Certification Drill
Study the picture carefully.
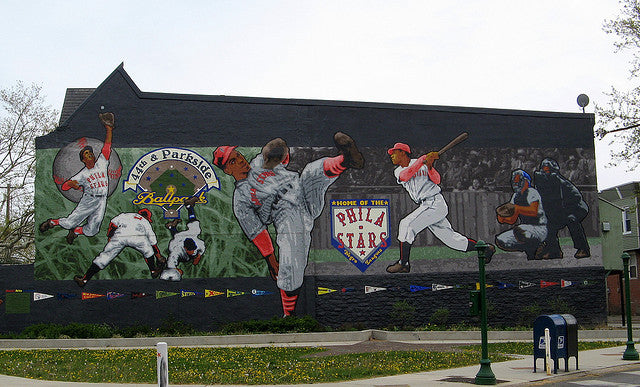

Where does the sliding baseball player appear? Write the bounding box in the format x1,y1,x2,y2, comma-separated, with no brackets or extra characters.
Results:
386,137,495,273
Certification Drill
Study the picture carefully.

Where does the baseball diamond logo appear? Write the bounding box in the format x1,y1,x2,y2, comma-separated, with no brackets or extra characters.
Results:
330,199,391,272
123,147,220,218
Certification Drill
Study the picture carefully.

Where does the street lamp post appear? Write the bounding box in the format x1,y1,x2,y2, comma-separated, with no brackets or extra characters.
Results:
475,240,496,385
622,252,639,360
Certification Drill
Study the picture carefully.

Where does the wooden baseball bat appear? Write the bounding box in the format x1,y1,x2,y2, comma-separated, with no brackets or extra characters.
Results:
438,132,469,155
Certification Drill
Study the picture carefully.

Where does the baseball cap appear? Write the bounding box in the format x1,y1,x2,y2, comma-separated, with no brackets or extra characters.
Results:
137,208,153,223
387,142,411,155
212,146,238,168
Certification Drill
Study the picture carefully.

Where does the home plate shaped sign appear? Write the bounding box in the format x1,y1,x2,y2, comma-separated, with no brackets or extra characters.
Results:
330,199,391,272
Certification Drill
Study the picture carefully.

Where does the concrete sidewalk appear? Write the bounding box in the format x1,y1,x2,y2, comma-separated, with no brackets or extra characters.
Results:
0,330,639,386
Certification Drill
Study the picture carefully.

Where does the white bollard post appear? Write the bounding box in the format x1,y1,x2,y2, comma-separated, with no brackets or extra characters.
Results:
157,342,169,387
544,328,551,375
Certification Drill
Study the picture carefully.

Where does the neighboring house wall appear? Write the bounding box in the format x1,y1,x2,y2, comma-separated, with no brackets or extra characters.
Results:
600,182,640,315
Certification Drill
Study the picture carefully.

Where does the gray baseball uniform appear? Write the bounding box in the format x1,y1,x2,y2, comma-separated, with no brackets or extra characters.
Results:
92,212,157,269
58,149,110,237
233,155,334,291
395,158,468,251
166,221,206,269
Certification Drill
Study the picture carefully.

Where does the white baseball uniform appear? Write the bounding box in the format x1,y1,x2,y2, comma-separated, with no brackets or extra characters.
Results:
495,187,547,255
233,155,336,292
395,157,468,251
92,212,157,269
166,221,206,269
58,147,111,236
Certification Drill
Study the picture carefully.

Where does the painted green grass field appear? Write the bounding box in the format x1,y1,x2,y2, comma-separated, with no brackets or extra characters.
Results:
35,146,268,281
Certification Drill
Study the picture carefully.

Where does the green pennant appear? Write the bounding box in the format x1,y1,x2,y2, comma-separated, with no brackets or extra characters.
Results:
156,290,179,299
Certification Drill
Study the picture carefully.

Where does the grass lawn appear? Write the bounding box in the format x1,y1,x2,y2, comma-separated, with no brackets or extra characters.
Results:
0,341,622,385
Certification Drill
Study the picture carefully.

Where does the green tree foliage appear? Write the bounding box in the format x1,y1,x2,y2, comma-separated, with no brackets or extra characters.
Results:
0,82,57,263
596,0,640,168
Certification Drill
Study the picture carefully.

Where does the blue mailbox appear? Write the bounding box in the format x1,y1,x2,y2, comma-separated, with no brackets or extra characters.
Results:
533,314,567,374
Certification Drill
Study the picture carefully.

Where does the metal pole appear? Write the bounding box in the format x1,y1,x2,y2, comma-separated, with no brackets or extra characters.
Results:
475,240,496,385
157,342,169,386
622,252,639,360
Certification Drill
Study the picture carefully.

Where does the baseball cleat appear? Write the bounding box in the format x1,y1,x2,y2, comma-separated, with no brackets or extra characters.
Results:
484,243,496,264
165,219,181,229
39,219,54,232
184,196,198,207
66,229,78,244
386,260,410,273
574,249,590,259
73,275,87,288
334,132,364,169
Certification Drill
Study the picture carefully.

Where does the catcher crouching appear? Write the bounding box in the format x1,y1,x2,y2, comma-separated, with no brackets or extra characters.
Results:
495,169,548,260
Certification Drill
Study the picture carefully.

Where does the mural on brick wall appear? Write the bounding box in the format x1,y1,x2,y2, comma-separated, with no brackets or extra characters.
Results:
210,133,365,316
32,112,601,319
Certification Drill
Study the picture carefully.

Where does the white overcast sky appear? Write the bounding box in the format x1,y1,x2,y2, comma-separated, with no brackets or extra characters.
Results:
1,0,638,190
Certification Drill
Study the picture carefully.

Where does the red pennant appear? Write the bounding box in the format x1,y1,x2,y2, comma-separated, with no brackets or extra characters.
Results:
82,292,105,300
540,280,559,288
131,292,152,299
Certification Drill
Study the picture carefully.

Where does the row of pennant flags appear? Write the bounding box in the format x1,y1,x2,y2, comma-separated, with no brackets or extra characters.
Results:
3,288,274,302
1,278,597,303
320,279,598,295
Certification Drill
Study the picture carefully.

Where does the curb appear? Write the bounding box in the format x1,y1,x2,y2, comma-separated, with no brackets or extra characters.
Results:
0,329,638,349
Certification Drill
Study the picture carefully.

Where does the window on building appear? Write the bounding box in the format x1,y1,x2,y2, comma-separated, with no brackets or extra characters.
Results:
622,207,632,235
631,255,638,280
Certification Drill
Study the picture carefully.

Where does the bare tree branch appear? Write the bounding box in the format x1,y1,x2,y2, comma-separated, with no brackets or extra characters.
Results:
0,81,57,263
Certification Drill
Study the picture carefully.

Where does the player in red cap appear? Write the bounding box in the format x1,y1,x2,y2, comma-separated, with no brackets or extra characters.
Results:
386,142,494,273
213,132,364,317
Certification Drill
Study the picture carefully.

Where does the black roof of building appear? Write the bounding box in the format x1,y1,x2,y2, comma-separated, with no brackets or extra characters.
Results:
38,64,596,149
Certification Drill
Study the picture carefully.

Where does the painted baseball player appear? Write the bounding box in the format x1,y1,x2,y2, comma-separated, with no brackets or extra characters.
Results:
213,132,364,316
159,196,206,281
386,142,494,273
73,208,166,287
495,169,548,260
533,158,590,259
39,112,115,244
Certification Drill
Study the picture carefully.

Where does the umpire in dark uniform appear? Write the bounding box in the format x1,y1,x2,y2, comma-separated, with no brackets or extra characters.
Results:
533,158,590,259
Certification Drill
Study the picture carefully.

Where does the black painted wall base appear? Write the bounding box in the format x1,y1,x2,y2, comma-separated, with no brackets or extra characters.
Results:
0,265,606,333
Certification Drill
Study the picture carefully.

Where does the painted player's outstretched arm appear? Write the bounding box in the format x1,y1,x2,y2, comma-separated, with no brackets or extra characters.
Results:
99,112,114,160
398,154,441,184
61,179,81,191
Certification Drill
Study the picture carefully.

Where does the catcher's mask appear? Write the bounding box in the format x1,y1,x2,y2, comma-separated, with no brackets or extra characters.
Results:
539,158,560,174
511,169,531,192
79,146,94,162
137,208,153,223
212,146,238,169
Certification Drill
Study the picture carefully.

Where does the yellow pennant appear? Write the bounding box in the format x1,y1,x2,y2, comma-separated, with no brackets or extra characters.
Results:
317,287,337,295
226,289,246,297
475,283,494,290
181,290,196,297
205,289,225,297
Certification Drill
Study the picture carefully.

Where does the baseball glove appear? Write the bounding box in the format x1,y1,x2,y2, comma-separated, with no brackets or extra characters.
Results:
99,112,115,128
496,203,516,217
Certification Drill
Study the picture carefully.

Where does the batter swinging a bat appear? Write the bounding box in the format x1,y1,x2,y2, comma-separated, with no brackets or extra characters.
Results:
213,132,364,317
386,133,495,273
